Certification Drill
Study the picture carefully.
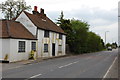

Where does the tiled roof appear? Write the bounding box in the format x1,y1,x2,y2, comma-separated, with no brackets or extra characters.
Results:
0,20,37,40
23,11,66,34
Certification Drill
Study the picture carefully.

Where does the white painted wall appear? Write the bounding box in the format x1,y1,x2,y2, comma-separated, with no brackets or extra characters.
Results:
37,29,66,58
9,39,37,62
37,29,44,57
16,12,37,36
0,39,2,61
0,39,10,61
1,31,66,62
16,11,66,59
62,35,66,55
0,38,37,62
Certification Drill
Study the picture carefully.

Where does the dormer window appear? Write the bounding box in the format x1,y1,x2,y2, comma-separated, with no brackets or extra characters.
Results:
44,30,49,37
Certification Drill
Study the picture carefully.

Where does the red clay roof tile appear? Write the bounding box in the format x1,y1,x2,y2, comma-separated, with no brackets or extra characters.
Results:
23,11,66,34
0,20,37,40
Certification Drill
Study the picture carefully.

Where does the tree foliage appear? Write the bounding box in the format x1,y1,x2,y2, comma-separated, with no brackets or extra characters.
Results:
57,11,105,54
70,19,89,53
0,0,31,20
106,43,112,48
87,32,105,52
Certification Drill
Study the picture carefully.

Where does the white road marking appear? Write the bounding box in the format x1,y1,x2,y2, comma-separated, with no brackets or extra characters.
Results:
102,57,117,79
58,61,79,68
8,66,21,70
73,61,79,64
30,74,42,78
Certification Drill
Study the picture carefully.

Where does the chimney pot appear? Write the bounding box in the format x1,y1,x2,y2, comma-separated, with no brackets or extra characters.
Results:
34,6,37,11
40,8,44,14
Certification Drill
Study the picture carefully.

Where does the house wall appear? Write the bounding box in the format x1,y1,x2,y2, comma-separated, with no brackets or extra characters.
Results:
16,11,66,58
37,29,66,58
1,38,37,62
37,29,44,57
0,39,10,61
62,35,66,55
0,39,2,61
9,39,37,62
16,12,37,36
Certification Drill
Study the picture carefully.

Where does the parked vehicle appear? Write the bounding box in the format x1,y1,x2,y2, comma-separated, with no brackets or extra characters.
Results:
107,46,112,51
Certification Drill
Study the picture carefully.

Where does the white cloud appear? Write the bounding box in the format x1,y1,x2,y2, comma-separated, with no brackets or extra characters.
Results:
25,0,118,11
90,22,118,44
0,0,118,44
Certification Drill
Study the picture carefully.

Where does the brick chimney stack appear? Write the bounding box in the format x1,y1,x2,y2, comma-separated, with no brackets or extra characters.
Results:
40,8,44,14
32,6,39,15
34,6,38,11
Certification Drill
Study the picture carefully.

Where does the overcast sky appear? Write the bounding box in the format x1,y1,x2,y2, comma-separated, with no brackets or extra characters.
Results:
0,0,119,44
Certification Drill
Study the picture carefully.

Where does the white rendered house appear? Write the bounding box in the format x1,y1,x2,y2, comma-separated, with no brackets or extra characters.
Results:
0,6,66,62
0,20,37,62
16,6,66,58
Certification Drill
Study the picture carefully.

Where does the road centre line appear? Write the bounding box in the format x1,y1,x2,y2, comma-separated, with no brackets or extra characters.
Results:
27,61,79,79
30,74,42,78
7,66,22,70
102,57,117,79
58,61,79,68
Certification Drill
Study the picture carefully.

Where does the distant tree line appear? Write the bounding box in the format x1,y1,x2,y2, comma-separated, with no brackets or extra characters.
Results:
57,11,105,54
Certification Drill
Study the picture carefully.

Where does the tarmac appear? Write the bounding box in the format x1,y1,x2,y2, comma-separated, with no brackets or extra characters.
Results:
0,55,68,71
0,53,119,78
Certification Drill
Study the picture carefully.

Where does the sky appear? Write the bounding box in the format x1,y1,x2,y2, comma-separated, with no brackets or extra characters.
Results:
0,0,119,44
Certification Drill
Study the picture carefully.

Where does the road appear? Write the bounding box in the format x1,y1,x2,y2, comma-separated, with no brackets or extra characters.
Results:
2,49,118,79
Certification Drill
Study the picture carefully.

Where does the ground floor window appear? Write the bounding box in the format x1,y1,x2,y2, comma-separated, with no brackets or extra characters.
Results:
58,45,62,53
31,42,36,51
18,41,25,52
44,44,48,52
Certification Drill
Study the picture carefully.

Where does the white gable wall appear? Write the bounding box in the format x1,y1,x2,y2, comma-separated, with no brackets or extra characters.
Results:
16,12,37,36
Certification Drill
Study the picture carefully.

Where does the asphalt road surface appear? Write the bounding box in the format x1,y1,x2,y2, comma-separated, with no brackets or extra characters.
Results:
2,49,118,79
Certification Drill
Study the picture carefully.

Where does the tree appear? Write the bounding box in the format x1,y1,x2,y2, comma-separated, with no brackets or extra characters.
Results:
86,32,105,52
0,0,31,20
56,11,105,54
56,11,72,44
70,19,89,53
106,43,111,48
56,11,64,25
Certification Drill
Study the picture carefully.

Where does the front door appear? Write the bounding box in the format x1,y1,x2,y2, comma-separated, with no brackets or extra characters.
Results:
52,43,55,56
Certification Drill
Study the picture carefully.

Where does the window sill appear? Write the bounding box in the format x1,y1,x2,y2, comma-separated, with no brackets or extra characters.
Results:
18,51,25,53
44,52,48,53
